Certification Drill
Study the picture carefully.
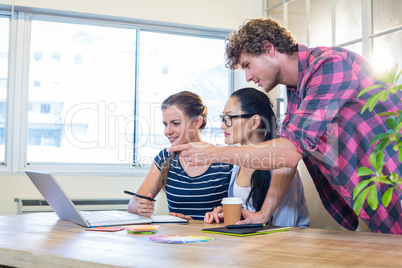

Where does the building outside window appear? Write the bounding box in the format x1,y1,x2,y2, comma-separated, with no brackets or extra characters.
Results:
25,19,230,166
0,16,9,163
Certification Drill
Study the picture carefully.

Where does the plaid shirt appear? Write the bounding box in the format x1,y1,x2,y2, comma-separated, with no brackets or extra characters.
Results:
281,44,402,233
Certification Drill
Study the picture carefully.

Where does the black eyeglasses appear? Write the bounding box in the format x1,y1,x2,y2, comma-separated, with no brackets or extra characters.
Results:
219,114,254,127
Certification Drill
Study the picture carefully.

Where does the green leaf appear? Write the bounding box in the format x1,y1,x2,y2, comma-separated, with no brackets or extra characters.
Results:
389,63,399,82
375,138,390,152
377,176,395,185
399,148,402,162
370,130,393,145
382,188,394,207
397,111,402,121
378,71,391,83
377,112,398,116
396,69,402,83
380,90,390,102
370,151,385,171
353,179,372,199
375,151,385,167
369,153,377,167
368,92,383,112
391,85,399,94
367,185,379,211
396,113,402,129
386,116,397,130
389,172,399,183
357,167,374,177
353,187,372,216
357,84,386,98
361,95,376,113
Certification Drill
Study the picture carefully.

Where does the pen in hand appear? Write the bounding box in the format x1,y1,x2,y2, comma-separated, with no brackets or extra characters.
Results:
124,190,156,202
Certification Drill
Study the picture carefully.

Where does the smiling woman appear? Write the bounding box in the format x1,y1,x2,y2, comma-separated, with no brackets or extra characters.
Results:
204,87,310,227
128,91,233,221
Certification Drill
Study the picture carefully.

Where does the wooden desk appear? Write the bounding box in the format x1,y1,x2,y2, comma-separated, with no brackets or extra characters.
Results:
0,213,401,267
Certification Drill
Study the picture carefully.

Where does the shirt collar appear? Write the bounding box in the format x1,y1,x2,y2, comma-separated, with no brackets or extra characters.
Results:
286,44,309,96
297,44,309,88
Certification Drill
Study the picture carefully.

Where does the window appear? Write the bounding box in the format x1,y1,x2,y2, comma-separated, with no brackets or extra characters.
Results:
136,31,229,163
310,0,332,47
74,54,83,64
23,18,230,167
51,52,60,63
28,20,137,164
288,0,306,45
0,10,232,172
33,51,43,62
0,16,9,163
372,0,402,78
372,0,402,33
40,103,51,114
335,0,362,44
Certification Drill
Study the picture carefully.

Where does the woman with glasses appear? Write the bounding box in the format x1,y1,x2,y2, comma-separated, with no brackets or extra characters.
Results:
128,91,233,220
204,87,310,227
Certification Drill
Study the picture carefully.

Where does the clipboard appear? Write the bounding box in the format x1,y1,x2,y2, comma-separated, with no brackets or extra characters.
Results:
202,225,291,237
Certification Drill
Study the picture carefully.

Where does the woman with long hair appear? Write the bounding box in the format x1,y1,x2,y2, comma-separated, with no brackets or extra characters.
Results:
128,91,232,220
204,87,310,226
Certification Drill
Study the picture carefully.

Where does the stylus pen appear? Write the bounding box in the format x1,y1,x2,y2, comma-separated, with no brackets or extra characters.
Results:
226,223,265,229
124,190,156,202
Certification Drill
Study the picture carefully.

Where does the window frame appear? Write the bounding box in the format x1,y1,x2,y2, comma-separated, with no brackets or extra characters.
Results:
1,10,234,175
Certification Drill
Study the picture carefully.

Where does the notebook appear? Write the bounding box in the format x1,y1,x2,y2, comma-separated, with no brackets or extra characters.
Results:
25,170,187,227
202,225,291,237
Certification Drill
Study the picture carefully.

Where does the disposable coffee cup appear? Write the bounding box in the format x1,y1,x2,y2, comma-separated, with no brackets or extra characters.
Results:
221,197,243,226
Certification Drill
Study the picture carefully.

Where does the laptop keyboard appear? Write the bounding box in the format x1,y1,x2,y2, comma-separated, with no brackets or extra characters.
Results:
80,211,116,221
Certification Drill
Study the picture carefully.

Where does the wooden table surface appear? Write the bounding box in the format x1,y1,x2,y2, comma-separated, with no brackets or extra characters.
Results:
0,213,401,267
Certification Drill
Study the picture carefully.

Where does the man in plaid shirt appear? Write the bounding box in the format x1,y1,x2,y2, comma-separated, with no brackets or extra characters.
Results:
168,18,402,233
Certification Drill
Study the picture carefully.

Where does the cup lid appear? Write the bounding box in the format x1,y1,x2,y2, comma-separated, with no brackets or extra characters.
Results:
221,197,243,205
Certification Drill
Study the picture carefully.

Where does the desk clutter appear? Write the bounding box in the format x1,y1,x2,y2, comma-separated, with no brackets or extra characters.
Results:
84,223,290,246
85,224,214,244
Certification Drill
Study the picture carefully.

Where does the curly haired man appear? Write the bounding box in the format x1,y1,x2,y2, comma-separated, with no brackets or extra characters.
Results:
170,18,402,234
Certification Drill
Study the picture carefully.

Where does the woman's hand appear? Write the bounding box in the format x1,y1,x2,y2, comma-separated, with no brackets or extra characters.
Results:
169,212,193,220
136,193,155,218
204,206,224,224
167,142,222,167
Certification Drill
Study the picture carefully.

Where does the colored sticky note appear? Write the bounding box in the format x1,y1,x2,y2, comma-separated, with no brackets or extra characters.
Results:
126,225,160,232
85,226,126,232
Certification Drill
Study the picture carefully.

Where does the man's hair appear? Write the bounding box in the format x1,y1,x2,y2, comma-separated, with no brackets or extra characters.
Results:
225,18,298,70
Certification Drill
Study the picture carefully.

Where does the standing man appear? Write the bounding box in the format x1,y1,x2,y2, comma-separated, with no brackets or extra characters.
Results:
169,18,402,233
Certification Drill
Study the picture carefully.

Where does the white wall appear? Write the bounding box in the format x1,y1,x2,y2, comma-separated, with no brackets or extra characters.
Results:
0,0,264,30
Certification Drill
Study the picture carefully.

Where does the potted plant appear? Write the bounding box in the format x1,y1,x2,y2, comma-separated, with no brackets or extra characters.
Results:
353,63,402,215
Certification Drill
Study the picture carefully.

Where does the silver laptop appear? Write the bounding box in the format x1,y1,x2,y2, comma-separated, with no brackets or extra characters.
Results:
25,170,152,228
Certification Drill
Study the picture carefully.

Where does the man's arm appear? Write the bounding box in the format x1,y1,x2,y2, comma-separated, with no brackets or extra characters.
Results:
237,166,297,224
168,137,302,170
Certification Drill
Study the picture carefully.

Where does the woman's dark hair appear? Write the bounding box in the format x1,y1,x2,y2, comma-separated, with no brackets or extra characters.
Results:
230,87,277,211
159,91,208,191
